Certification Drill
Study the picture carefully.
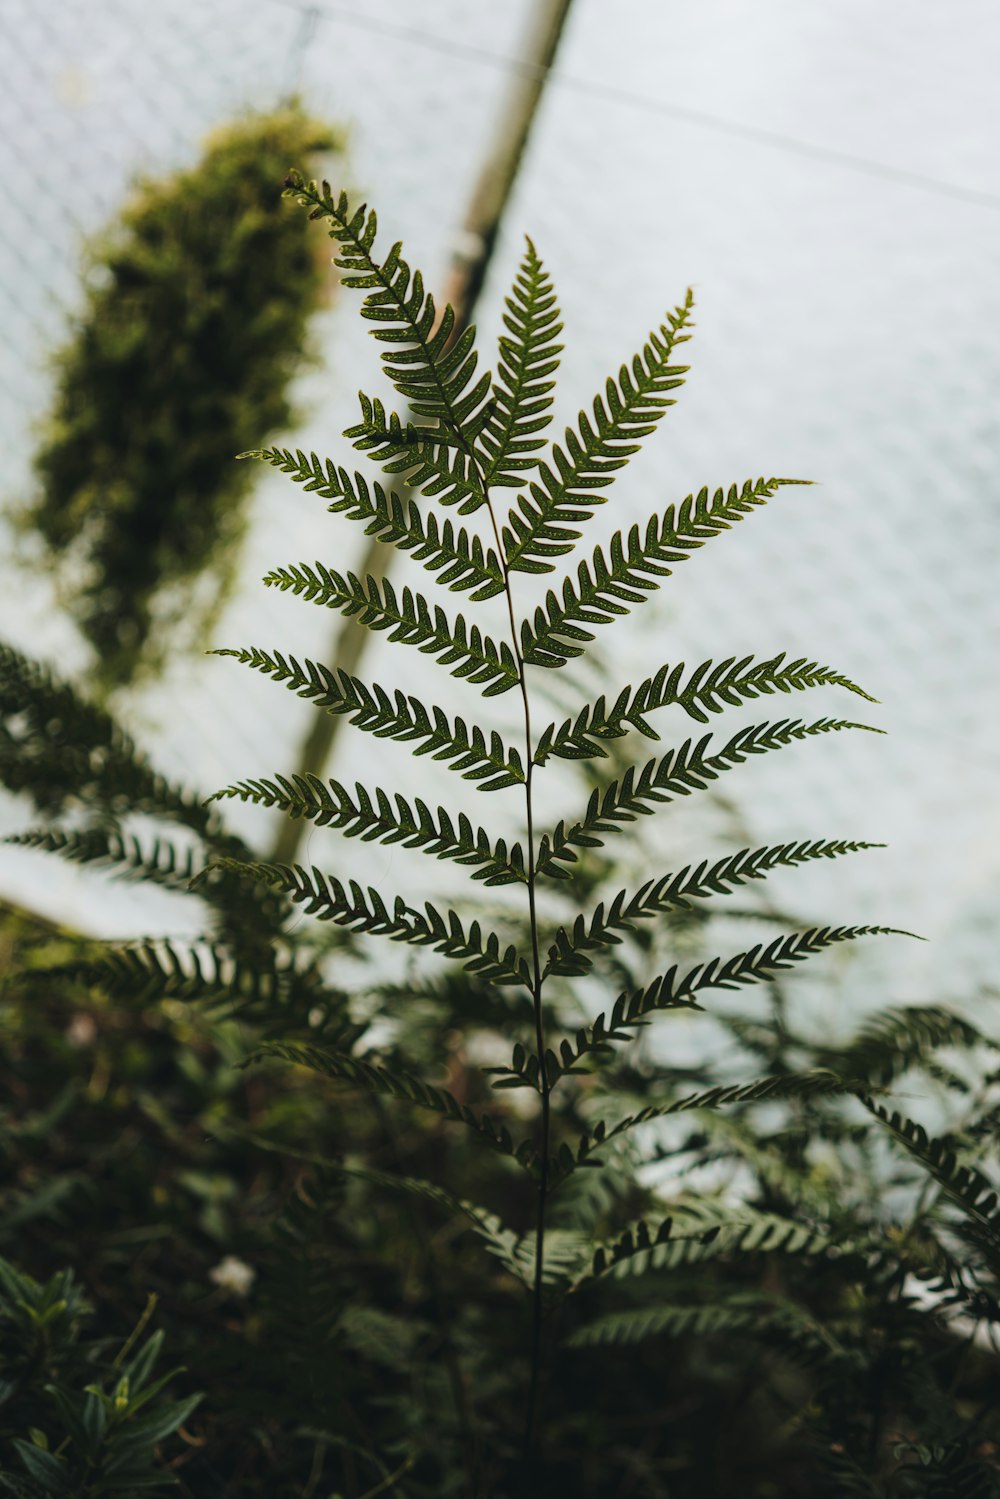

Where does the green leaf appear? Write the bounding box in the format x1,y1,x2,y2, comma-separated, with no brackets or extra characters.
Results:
249,1042,526,1161
581,1206,839,1285
557,1069,854,1181
862,1098,1000,1237
503,291,694,571
0,641,209,834
479,237,563,487
5,827,199,892
533,652,876,762
540,929,912,1081
521,477,806,665
51,940,344,1029
244,448,502,596
262,565,519,696
210,774,526,885
544,839,882,975
567,1292,841,1355
536,718,880,875
218,860,531,985
104,1394,203,1463
343,395,486,513
13,1441,71,1492
213,647,524,790
284,174,491,454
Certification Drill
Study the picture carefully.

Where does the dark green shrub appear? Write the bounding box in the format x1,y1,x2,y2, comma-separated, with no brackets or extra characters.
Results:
22,106,342,688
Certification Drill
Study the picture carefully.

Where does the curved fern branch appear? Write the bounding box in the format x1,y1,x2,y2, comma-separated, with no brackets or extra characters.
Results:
479,237,562,488
249,1040,529,1162
211,773,525,886
243,448,503,596
46,939,342,1027
493,929,910,1090
284,173,492,455
343,394,485,512
534,652,876,763
555,1069,854,1182
862,1098,1000,1237
581,1206,839,1285
521,477,806,667
567,1292,842,1356
503,293,694,571
0,640,210,834
543,839,882,976
263,565,519,696
536,718,880,876
213,647,524,791
5,826,199,892
215,858,531,985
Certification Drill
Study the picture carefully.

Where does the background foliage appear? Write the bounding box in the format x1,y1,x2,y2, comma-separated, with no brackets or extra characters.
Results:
20,105,341,688
2,163,1000,1496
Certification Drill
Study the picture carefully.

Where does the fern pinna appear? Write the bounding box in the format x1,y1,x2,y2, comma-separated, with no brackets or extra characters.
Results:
216,172,909,1466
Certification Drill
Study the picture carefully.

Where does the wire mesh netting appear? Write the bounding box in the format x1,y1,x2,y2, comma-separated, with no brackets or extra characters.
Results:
1,0,998,1017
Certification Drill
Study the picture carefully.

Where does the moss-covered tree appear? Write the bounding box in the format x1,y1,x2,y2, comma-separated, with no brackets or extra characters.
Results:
24,105,342,688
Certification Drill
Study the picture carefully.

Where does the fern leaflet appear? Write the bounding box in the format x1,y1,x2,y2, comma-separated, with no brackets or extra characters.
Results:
503,293,694,571
862,1099,1000,1236
284,173,492,453
479,237,562,488
521,477,806,666
215,859,531,985
543,839,882,976
492,929,909,1089
213,647,524,790
249,1041,528,1161
534,652,876,762
243,448,502,597
263,565,519,696
536,718,879,876
211,773,525,886
343,394,485,512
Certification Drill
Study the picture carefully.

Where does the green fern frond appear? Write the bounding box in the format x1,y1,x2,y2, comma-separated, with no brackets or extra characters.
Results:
334,1165,530,1283
479,237,562,487
0,639,209,833
567,1292,839,1355
521,477,805,666
536,718,879,875
4,826,199,891
835,1006,987,1087
249,1040,527,1161
582,1207,838,1284
213,647,524,790
243,447,503,596
553,1069,852,1180
503,293,694,572
343,394,486,512
544,839,882,975
284,173,492,453
211,773,525,885
262,565,519,695
534,652,876,762
539,930,908,1082
215,858,531,984
862,1098,1000,1237
50,939,339,1025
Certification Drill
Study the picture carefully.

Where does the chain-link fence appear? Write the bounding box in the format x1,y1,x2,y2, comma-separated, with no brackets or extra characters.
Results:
2,0,999,1012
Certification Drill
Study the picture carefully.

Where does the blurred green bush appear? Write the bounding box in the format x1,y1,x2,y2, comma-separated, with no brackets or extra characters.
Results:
21,104,341,688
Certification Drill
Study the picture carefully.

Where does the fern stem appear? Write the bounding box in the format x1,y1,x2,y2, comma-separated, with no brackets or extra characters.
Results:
479,480,550,1463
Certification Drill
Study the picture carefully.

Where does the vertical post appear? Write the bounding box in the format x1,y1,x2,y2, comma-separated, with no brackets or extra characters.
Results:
271,0,575,865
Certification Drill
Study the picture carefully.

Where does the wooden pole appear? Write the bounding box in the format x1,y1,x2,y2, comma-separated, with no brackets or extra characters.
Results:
271,0,575,865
